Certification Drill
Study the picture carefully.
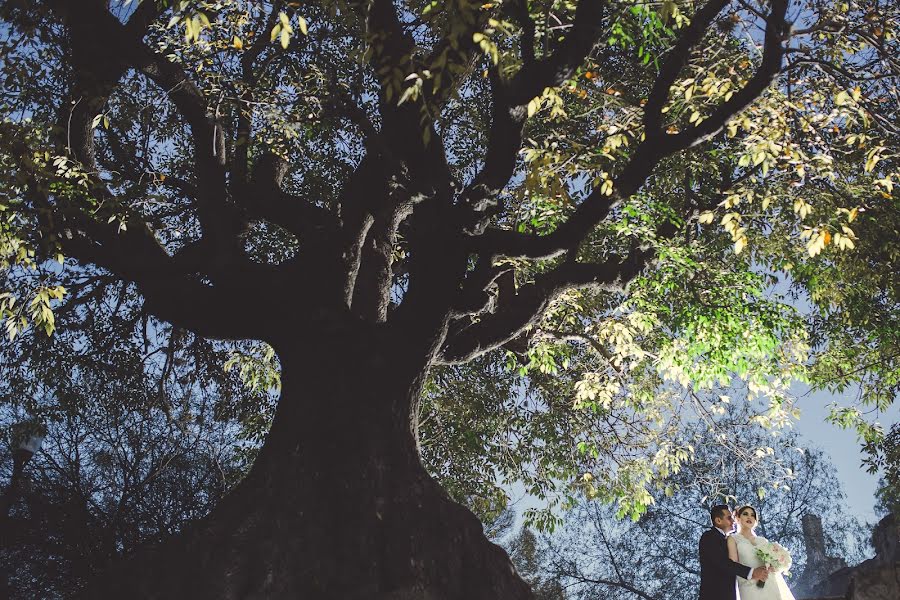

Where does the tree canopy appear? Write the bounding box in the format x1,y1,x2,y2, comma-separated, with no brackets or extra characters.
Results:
1,0,898,596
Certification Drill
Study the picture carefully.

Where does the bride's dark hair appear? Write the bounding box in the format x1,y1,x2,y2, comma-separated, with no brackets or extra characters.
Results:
735,504,759,526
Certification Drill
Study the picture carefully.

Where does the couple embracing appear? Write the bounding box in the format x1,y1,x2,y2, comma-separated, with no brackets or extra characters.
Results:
699,504,796,600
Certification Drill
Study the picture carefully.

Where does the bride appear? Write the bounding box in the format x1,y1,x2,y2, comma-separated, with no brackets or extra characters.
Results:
727,505,796,600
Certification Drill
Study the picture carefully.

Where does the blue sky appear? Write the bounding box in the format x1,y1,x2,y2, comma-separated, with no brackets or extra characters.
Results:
791,385,899,522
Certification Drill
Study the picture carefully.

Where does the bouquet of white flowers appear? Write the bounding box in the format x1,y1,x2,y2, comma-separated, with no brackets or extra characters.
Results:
754,541,792,588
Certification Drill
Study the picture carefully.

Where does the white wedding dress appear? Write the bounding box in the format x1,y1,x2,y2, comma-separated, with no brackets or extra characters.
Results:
733,533,797,600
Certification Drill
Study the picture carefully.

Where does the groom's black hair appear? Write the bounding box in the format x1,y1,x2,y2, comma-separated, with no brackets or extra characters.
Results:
710,504,730,524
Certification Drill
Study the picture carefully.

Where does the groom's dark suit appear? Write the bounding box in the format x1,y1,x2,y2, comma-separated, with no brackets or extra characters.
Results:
698,527,753,600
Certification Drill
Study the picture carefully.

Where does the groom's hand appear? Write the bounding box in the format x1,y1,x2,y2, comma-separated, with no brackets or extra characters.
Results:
751,567,769,581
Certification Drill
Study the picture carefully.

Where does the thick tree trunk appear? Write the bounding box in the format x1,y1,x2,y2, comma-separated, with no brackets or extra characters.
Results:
84,329,533,599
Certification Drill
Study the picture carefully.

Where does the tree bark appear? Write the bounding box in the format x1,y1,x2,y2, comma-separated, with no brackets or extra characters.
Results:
82,327,533,599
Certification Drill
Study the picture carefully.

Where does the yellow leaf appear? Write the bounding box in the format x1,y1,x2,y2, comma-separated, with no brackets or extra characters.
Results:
600,179,613,196
398,85,418,105
807,231,828,257
298,16,308,35
864,150,882,172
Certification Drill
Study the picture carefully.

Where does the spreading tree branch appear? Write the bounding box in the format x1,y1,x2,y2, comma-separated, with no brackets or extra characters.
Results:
35,1,280,340
667,0,790,150
30,184,261,341
443,0,791,362
437,251,647,364
643,0,732,137
455,0,606,237
469,0,790,261
505,0,607,106
47,0,243,271
244,152,340,240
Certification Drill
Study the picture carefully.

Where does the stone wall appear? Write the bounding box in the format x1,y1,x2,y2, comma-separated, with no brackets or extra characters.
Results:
794,514,848,597
798,514,899,600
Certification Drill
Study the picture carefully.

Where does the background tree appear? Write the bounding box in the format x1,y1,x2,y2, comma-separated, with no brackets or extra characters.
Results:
0,401,245,598
869,422,900,518
0,272,258,597
532,404,872,600
507,527,569,600
0,0,897,597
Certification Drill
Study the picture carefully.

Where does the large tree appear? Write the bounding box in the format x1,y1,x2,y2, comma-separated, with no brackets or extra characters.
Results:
1,0,897,597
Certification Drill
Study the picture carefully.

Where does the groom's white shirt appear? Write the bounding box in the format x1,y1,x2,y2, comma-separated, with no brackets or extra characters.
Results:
715,527,754,580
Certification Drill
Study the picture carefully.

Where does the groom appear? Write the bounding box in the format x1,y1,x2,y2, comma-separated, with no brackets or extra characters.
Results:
699,504,769,600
